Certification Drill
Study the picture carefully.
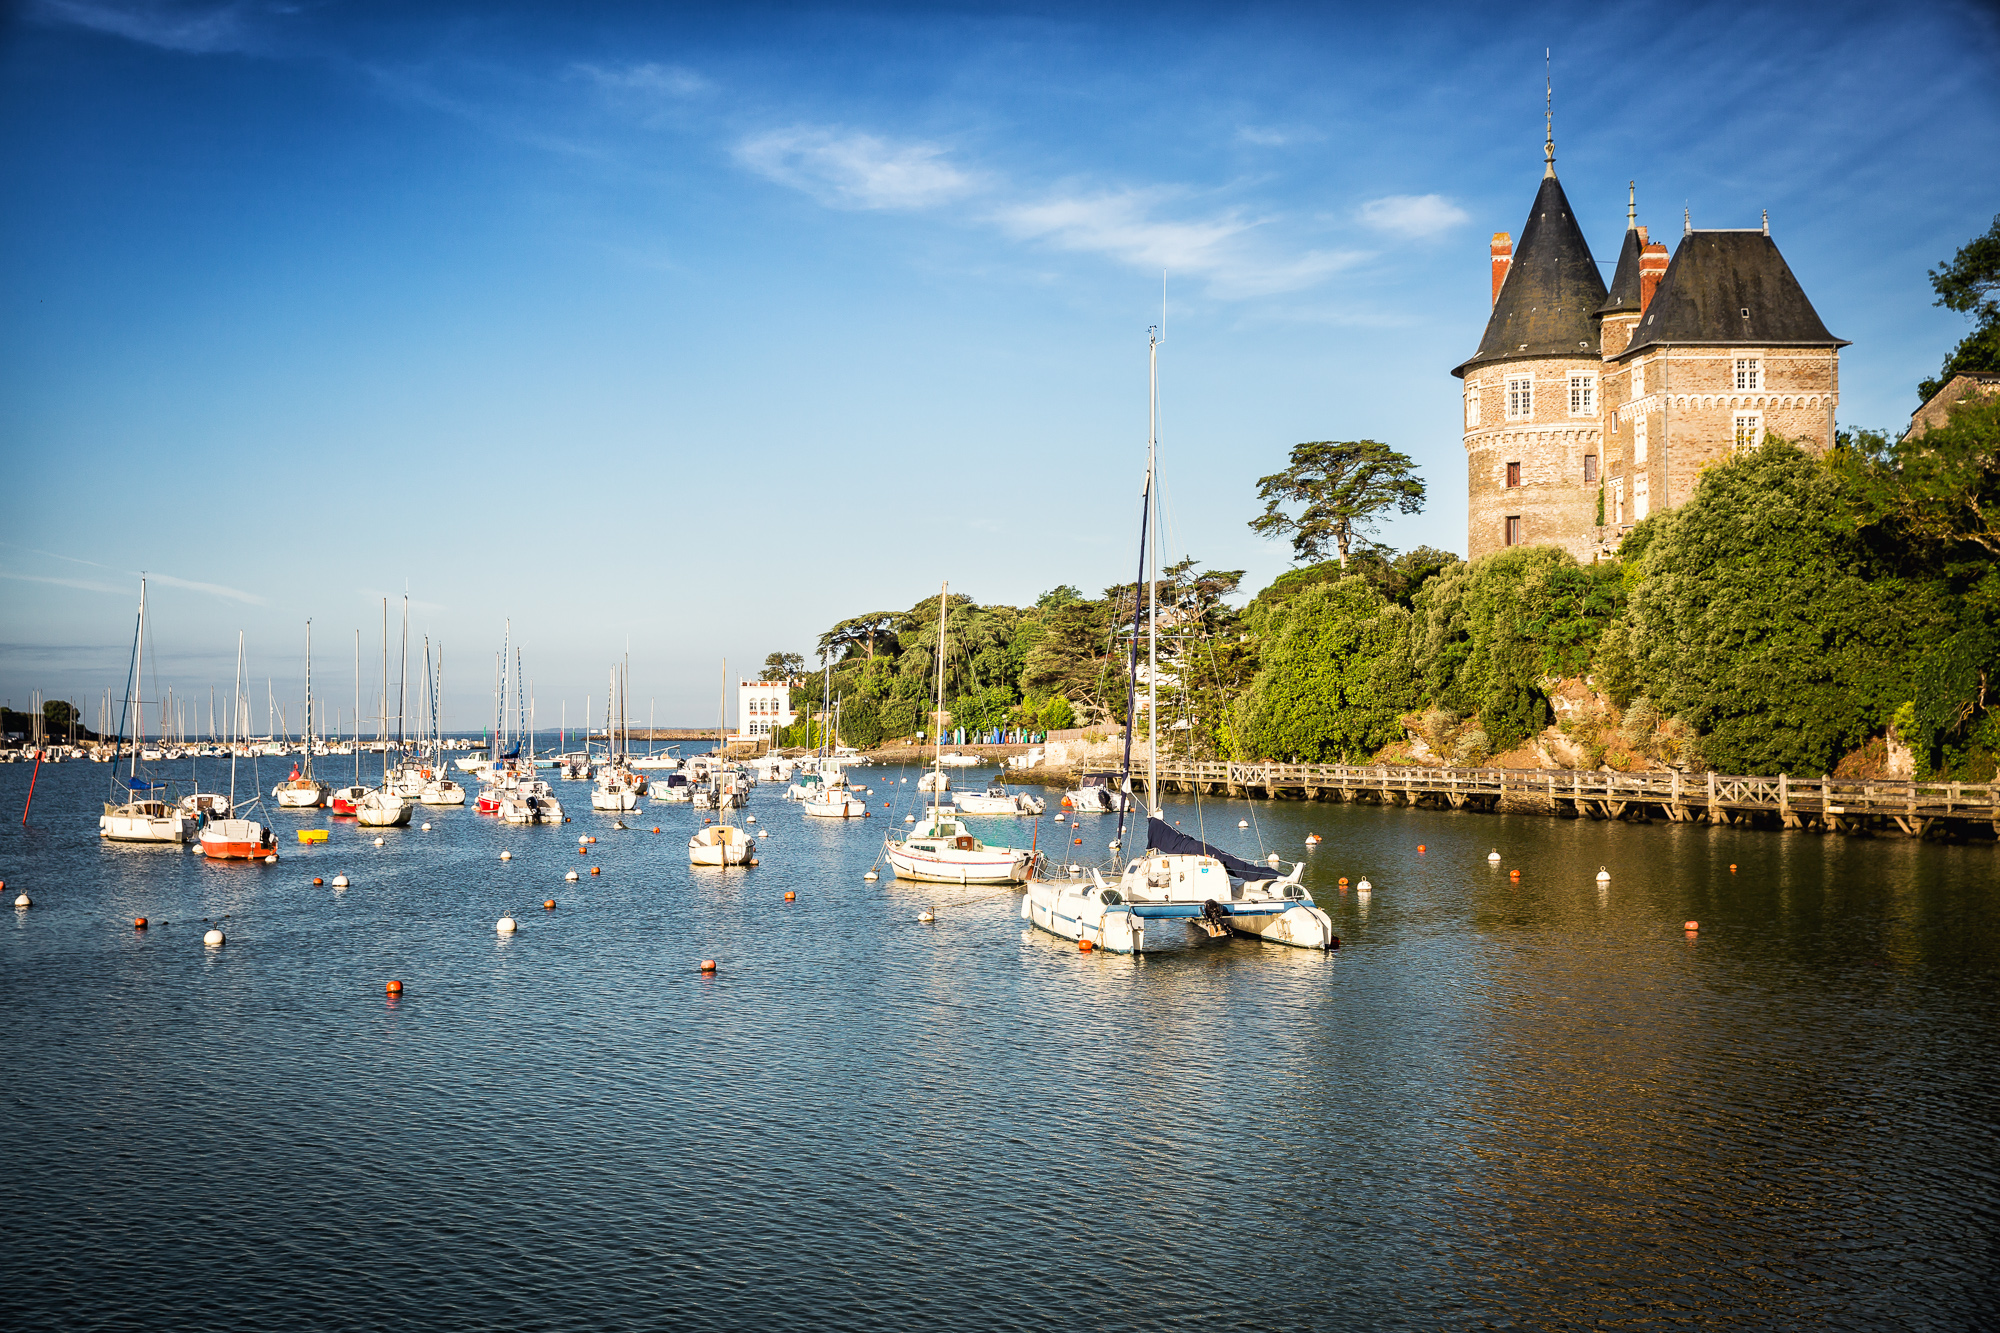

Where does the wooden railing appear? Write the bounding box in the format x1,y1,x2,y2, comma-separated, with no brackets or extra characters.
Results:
1080,761,2000,833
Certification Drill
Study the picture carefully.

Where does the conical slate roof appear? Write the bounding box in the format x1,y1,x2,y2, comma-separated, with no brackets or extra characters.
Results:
1622,231,1847,357
1453,174,1607,377
1596,227,1643,317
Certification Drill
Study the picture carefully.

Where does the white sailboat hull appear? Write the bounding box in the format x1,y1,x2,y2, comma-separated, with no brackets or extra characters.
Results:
100,804,195,844
274,781,328,808
689,825,756,866
420,779,467,805
886,842,1033,885
356,791,412,827
1022,879,1146,952
591,787,639,811
801,796,869,818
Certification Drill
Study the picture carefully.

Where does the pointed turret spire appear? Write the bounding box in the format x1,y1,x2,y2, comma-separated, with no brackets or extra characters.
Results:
1543,51,1555,178
1627,181,1637,230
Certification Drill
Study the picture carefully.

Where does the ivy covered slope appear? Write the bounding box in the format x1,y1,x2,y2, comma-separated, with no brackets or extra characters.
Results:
1232,403,1999,780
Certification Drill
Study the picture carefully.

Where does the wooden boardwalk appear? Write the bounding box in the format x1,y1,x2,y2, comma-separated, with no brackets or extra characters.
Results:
1085,761,2000,840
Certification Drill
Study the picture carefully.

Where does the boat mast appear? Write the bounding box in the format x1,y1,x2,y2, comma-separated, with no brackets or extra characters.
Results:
931,581,948,815
380,598,390,784
303,620,313,779
229,631,242,808
1147,315,1162,817
130,577,146,782
354,630,361,787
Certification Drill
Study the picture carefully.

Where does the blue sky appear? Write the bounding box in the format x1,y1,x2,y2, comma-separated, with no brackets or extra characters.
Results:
3,0,1997,730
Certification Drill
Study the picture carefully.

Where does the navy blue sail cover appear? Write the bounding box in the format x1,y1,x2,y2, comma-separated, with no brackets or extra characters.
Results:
1145,817,1281,881
121,777,166,791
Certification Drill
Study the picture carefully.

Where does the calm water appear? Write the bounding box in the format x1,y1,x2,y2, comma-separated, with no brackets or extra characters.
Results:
2,755,1996,1330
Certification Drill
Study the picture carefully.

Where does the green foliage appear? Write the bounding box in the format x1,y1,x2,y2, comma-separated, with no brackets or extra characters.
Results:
1918,213,2000,404
1248,439,1427,568
1232,578,1417,762
1408,546,1623,750
1622,439,1951,775
760,652,805,681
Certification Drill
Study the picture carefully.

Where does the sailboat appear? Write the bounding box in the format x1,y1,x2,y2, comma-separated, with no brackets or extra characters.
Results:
884,584,1036,884
273,621,329,808
1022,322,1334,952
800,681,869,819
100,576,197,844
357,600,412,828
591,665,642,811
198,632,279,860
419,640,467,805
689,661,756,866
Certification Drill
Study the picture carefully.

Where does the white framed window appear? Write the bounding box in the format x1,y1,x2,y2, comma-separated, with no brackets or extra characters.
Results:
1733,413,1762,451
1734,357,1761,391
1632,362,1645,398
1613,478,1625,526
1506,374,1533,420
1634,475,1651,521
1568,373,1597,417
1465,386,1480,429
1634,416,1648,466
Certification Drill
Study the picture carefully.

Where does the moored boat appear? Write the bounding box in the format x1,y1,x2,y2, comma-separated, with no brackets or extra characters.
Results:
199,816,278,860
886,809,1036,884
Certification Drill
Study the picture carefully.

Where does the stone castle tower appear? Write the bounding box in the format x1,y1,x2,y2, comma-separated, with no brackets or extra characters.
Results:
1452,130,1847,561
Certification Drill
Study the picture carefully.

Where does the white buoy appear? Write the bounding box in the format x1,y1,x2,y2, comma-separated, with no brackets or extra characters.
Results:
1596,867,1611,883
1267,852,1281,865
863,870,879,881
193,845,206,856
745,815,756,824
422,822,432,831
1054,814,1065,823
331,874,349,887
1357,878,1372,893
1488,850,1502,862
565,870,579,881
758,828,768,838
904,815,915,823
265,855,278,864
203,928,225,947
374,837,384,847
1238,819,1249,828
1067,864,1081,873
1109,840,1120,851
14,893,29,909
900,778,907,784
500,850,512,861
579,836,588,845
918,909,934,923
497,916,517,934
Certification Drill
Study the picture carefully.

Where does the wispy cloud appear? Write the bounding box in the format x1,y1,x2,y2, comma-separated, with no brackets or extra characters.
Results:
1,570,125,595
1236,125,1320,148
147,572,264,604
736,127,980,211
28,0,269,55
1356,193,1470,238
572,61,710,99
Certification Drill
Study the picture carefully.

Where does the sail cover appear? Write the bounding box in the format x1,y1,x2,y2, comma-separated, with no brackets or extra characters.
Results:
121,777,167,791
1145,817,1280,881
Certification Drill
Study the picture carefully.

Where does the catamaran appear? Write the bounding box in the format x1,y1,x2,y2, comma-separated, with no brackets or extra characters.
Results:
1022,323,1334,953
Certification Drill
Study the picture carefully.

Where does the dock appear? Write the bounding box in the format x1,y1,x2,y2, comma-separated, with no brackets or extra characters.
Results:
1087,761,2000,840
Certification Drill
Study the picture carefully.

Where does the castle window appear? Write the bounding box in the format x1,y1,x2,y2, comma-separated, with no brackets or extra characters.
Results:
1505,516,1522,547
1734,358,1761,391
1568,373,1597,416
1506,374,1533,420
1634,475,1651,521
1506,461,1521,488
1614,478,1625,526
1634,417,1649,466
1632,363,1645,398
1733,413,1762,451
1583,454,1598,483
1465,387,1480,428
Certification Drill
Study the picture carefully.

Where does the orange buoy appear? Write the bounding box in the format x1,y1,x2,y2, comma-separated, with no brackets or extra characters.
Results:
1078,939,1094,952
1684,920,1699,931
134,916,148,929
653,827,661,834
313,877,324,885
1339,877,1349,886
784,891,796,902
1729,864,1737,873
700,959,717,973
1509,869,1520,880
385,980,403,995
578,846,587,854
590,866,601,875
1417,844,1426,853
543,899,556,910
1073,837,1083,845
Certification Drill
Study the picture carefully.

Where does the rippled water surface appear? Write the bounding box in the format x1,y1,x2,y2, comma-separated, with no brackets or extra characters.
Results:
3,756,1997,1330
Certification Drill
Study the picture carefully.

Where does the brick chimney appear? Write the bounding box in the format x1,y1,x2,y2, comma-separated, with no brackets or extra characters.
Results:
1639,241,1670,314
1490,232,1512,305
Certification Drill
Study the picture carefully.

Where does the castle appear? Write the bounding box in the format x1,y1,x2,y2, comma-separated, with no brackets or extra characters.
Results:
1453,128,1846,561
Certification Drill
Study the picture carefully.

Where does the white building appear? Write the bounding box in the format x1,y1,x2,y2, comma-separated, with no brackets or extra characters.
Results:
736,678,797,740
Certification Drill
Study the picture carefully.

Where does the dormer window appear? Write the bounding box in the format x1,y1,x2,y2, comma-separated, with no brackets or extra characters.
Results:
1734,357,1761,391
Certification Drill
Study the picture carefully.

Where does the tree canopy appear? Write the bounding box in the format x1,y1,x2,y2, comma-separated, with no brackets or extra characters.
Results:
1919,213,2000,404
1248,439,1427,569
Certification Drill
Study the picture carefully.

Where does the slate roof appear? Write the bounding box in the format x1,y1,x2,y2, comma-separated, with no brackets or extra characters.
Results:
1452,173,1607,378
1620,231,1847,358
1595,227,1643,317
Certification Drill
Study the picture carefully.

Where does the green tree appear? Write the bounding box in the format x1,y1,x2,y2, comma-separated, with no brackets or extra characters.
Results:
1918,214,2000,404
1249,439,1427,570
1233,578,1416,762
760,652,806,681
